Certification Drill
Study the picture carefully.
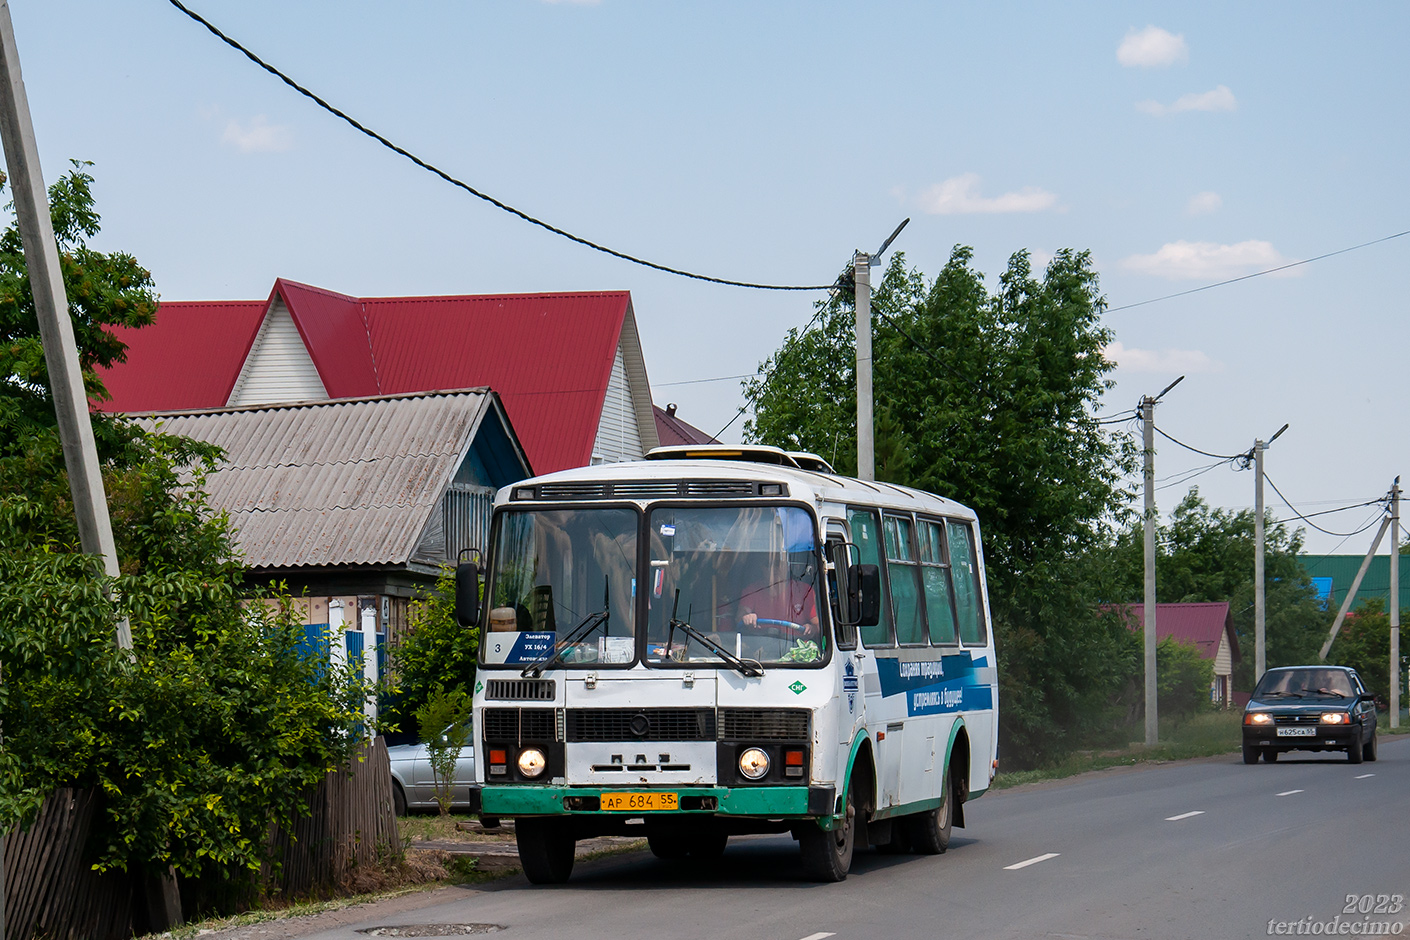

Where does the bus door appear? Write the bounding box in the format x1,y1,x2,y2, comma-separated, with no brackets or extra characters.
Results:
825,524,865,752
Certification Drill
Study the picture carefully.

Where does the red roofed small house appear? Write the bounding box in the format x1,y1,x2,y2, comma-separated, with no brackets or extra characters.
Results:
96,278,660,474
1110,602,1242,707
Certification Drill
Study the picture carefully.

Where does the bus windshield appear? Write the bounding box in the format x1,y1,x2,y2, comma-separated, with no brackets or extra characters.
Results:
482,507,639,667
644,505,826,666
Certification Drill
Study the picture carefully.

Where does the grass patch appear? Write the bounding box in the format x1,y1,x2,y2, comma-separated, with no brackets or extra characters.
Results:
993,710,1243,789
397,811,513,845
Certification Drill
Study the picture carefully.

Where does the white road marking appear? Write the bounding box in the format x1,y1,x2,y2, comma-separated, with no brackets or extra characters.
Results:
1275,789,1303,797
1355,773,1375,779
797,934,836,940
1165,811,1205,821
1004,852,1060,870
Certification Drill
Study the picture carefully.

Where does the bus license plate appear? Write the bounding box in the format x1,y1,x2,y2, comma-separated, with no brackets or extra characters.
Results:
601,791,678,812
1277,727,1316,737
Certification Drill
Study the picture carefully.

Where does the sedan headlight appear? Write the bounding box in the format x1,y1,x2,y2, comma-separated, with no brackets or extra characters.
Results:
1320,712,1350,725
1244,712,1273,725
517,747,547,777
738,747,770,780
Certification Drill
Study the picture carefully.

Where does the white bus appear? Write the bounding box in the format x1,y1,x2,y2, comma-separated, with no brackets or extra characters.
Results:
457,445,999,883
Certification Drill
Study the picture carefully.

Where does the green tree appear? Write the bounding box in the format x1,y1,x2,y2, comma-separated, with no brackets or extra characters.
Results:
1096,488,1329,691
746,248,1138,766
0,165,363,909
1327,597,1398,700
385,568,480,739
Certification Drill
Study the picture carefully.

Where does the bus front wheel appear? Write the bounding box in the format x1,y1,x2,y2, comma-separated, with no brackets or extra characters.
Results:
799,775,856,881
516,817,576,884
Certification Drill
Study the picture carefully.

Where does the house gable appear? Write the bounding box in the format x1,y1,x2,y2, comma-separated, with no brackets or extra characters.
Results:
227,296,329,406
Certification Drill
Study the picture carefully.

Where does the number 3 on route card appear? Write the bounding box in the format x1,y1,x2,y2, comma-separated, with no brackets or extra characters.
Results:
601,792,678,812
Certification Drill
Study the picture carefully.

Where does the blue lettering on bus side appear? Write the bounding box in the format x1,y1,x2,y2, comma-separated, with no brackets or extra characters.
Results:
874,651,994,716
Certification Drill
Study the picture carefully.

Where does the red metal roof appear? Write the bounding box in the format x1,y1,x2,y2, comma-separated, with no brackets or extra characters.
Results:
96,280,633,474
97,301,265,411
1109,602,1240,662
653,404,720,447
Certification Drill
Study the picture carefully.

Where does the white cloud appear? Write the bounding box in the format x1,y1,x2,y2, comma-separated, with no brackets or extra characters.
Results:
1137,85,1237,116
1185,191,1222,216
1103,341,1221,374
221,115,293,153
920,173,1059,215
1122,239,1293,280
1117,26,1189,68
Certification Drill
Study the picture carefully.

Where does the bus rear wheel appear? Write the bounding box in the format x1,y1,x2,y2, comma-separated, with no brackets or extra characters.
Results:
906,765,953,855
799,775,856,882
516,817,576,884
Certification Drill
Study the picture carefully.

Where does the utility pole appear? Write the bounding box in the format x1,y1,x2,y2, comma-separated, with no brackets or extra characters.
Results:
1252,423,1288,683
854,251,874,482
1141,375,1183,747
1391,478,1401,729
0,2,129,649
852,219,909,483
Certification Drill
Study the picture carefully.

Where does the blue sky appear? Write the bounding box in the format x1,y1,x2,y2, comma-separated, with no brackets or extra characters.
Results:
10,1,1409,551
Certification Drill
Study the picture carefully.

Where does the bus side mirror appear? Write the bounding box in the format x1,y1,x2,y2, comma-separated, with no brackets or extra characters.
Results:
455,561,481,628
849,564,881,627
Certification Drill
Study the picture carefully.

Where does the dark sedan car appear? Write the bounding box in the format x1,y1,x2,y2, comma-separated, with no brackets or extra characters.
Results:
1242,665,1378,764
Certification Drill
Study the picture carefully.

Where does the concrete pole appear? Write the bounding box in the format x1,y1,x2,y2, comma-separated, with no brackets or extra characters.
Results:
1254,441,1266,682
1391,480,1401,729
1142,397,1158,746
854,251,874,482
0,1,129,650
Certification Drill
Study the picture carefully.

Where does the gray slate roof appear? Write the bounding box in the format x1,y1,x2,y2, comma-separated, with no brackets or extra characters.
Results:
139,389,500,569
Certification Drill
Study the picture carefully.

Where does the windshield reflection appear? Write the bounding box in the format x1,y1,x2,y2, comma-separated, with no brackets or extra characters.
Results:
482,508,638,666
645,506,825,666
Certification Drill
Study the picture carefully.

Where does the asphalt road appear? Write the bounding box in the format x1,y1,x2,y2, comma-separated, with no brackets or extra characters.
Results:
302,736,1410,940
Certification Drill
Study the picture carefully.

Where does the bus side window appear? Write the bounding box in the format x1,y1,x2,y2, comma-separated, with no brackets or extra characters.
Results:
883,514,927,646
847,508,893,648
947,520,987,645
919,518,957,645
827,538,857,650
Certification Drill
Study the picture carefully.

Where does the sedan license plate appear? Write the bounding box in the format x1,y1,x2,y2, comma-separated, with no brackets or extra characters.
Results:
1277,727,1316,737
600,791,678,812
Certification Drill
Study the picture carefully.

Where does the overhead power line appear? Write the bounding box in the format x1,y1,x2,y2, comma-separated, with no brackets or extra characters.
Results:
1150,424,1245,462
166,0,834,292
1107,229,1410,314
1263,473,1389,538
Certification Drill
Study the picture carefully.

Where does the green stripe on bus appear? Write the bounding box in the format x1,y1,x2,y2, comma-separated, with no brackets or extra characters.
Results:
479,785,814,817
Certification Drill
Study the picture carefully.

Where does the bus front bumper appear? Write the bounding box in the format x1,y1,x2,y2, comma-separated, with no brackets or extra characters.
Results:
475,785,835,818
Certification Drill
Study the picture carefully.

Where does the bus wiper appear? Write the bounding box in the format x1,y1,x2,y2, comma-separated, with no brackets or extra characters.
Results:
667,589,763,678
521,580,610,678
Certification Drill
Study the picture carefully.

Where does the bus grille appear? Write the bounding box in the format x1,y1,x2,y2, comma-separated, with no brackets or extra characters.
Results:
718,708,810,741
565,708,716,742
684,481,757,496
482,707,557,741
484,679,556,701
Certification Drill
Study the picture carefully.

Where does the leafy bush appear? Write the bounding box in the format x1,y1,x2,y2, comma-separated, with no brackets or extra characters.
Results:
385,569,480,739
414,689,473,816
0,163,365,912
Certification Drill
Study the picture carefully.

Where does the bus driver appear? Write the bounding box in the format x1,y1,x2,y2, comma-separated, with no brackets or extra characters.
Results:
735,565,821,641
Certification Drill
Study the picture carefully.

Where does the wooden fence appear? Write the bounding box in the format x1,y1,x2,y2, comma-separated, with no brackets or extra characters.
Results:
268,736,402,897
2,788,135,940
4,737,400,938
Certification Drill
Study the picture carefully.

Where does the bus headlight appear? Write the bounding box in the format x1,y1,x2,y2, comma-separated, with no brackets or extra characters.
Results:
518,747,547,778
739,747,770,780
